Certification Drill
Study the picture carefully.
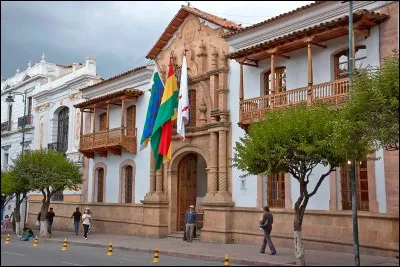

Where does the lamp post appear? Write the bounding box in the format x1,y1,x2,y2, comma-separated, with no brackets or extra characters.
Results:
5,90,29,232
342,0,360,265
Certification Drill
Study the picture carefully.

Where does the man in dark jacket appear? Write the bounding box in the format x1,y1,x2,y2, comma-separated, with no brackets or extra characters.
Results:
183,205,197,243
70,207,81,235
259,206,276,255
46,207,55,237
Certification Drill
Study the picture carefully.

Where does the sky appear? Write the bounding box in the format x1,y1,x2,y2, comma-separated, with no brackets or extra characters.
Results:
1,1,314,80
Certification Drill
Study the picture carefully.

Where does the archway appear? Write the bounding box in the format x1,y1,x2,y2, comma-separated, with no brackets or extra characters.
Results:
176,152,207,231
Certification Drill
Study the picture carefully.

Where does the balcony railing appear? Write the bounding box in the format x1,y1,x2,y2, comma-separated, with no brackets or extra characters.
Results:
17,115,33,128
79,126,137,155
240,78,349,124
48,142,68,153
1,121,10,132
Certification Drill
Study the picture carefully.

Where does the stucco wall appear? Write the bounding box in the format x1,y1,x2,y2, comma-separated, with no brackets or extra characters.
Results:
229,26,384,210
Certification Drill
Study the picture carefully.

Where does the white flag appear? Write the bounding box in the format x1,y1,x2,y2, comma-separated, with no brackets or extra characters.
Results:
177,54,189,141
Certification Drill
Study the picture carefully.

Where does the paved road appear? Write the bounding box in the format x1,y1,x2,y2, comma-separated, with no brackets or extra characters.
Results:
1,240,240,266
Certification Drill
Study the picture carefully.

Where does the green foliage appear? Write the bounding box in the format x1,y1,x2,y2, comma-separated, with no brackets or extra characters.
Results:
12,149,83,198
341,53,399,151
1,171,16,196
234,103,347,182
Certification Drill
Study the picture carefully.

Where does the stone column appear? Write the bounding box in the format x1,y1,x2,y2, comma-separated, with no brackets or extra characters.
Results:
218,130,227,192
218,51,228,112
149,152,156,193
208,131,218,194
156,166,163,193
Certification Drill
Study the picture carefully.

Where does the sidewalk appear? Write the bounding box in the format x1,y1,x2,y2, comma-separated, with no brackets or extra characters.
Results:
2,230,399,266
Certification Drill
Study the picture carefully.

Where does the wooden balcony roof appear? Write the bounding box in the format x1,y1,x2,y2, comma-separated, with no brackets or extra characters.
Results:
74,89,144,109
227,10,388,61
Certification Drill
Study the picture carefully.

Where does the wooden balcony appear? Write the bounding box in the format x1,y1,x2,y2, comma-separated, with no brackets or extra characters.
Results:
79,127,137,158
240,78,349,125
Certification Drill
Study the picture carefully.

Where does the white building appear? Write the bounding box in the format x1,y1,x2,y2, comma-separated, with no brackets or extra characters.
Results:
1,54,102,222
74,65,154,204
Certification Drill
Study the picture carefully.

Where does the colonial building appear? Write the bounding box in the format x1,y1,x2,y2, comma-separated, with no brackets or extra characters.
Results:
26,1,398,257
29,56,102,202
1,55,101,223
225,0,398,256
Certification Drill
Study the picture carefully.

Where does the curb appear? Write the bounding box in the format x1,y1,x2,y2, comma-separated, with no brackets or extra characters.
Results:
40,238,295,266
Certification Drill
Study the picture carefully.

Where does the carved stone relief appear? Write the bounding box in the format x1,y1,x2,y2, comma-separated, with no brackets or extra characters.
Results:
75,109,81,147
39,116,44,149
34,103,50,113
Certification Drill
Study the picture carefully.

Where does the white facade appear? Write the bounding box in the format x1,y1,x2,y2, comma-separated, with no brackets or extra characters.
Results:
226,1,392,211
80,66,154,204
1,55,102,212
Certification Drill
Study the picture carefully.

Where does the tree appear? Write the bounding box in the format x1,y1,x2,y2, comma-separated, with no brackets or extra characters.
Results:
12,149,82,237
342,53,399,151
1,170,30,234
1,171,16,210
232,103,374,266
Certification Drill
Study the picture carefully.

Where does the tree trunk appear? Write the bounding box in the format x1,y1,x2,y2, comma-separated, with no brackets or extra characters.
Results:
39,200,50,238
15,222,21,235
294,230,305,266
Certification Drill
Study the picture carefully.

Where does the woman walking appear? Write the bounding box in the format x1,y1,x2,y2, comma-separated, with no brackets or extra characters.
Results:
81,208,91,240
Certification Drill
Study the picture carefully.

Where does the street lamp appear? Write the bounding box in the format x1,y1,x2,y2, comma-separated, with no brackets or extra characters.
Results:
4,91,28,154
4,90,29,232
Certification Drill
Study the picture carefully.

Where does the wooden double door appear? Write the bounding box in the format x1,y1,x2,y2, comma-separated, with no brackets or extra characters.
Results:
177,153,198,231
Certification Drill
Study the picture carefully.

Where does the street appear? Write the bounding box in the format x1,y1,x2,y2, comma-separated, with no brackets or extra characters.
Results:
1,240,240,266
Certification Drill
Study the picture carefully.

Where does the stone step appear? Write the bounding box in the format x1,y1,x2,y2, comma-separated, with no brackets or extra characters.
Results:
165,231,201,241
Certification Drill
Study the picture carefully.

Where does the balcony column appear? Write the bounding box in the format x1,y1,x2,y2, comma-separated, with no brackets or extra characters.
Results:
106,103,110,144
121,99,125,141
270,54,275,108
239,63,244,122
92,107,96,146
80,109,83,135
307,43,313,105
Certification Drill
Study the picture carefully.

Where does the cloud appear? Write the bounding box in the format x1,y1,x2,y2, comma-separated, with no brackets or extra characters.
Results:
1,1,314,80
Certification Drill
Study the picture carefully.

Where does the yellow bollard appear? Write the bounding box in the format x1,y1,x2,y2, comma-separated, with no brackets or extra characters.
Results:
61,237,68,251
33,236,39,247
107,242,113,256
224,253,229,266
5,234,10,244
152,246,159,263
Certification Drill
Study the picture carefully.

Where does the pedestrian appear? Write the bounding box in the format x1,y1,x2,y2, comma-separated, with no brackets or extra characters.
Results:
36,211,41,230
183,204,197,243
1,215,10,232
46,207,56,237
81,208,91,240
19,227,34,241
70,207,81,235
10,208,19,234
259,206,276,255
87,208,93,234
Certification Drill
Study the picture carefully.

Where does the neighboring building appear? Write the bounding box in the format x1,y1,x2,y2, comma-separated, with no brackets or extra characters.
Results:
1,54,54,223
75,65,154,207
26,1,398,257
2,54,101,223
28,56,102,202
225,0,398,256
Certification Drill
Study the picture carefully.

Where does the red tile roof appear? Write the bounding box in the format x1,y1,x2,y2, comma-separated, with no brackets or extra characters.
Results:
223,1,326,39
146,5,242,60
74,89,144,108
226,9,388,59
80,66,148,91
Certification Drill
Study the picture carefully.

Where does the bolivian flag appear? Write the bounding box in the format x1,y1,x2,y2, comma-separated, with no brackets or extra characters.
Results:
151,58,179,170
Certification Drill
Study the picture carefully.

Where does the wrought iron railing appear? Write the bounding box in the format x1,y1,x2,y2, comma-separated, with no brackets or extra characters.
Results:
1,121,10,132
17,115,33,128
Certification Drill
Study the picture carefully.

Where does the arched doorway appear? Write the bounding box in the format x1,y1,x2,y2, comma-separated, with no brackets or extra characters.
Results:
176,153,207,231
